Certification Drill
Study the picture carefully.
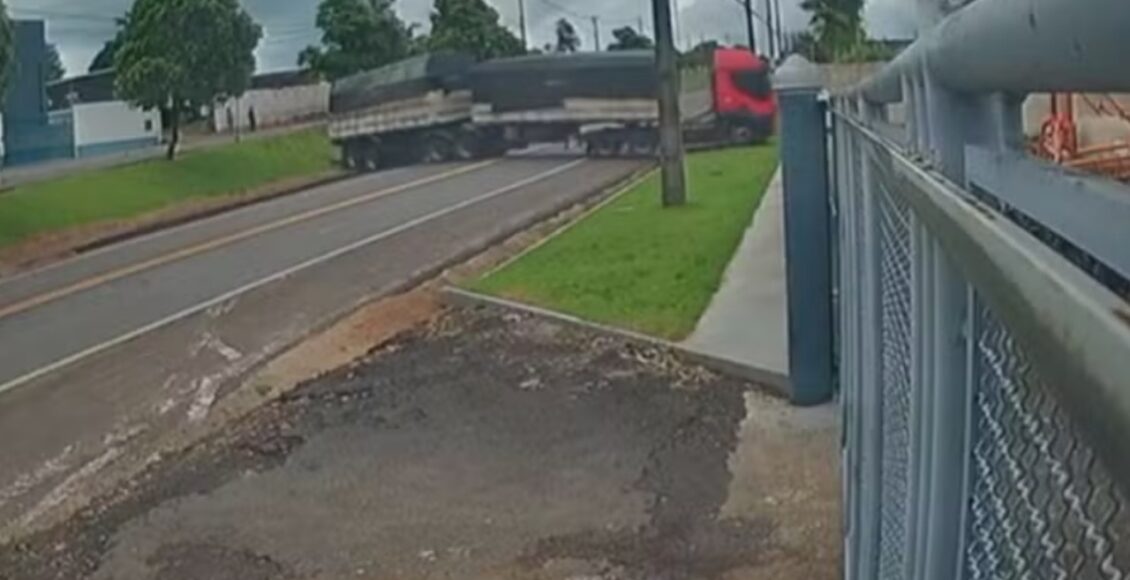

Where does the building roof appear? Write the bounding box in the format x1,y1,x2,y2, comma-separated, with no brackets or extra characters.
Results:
46,68,322,110
47,70,115,110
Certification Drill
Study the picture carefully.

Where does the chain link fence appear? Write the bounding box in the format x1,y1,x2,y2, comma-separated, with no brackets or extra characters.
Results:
833,108,1130,579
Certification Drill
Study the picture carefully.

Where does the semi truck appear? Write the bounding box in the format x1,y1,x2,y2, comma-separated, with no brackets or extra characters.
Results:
327,47,776,170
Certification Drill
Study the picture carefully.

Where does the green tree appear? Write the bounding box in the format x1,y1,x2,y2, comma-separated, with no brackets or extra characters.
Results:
115,0,261,160
679,39,718,68
554,18,580,53
799,0,865,62
89,16,128,72
427,0,524,61
607,26,654,51
45,43,65,82
299,0,413,81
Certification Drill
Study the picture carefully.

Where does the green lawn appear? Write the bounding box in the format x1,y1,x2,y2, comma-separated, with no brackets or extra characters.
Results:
0,129,336,248
470,144,779,340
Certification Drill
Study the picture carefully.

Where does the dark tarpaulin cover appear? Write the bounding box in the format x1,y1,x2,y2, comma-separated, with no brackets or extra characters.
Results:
469,51,659,113
330,53,477,115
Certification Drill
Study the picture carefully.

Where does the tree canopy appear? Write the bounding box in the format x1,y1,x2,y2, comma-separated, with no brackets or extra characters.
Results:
115,0,262,159
679,39,719,68
554,18,580,53
799,0,865,62
607,26,654,51
89,17,128,73
45,43,65,82
299,0,413,81
427,0,524,61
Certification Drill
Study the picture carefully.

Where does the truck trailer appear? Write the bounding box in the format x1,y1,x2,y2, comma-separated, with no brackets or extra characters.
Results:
469,48,775,156
327,48,776,169
328,52,499,170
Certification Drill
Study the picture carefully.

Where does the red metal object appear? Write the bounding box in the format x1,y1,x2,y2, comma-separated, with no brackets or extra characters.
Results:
711,48,777,119
1035,92,1130,182
1037,92,1078,163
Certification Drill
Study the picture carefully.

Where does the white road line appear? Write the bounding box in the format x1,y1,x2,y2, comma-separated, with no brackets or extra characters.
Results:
0,158,588,397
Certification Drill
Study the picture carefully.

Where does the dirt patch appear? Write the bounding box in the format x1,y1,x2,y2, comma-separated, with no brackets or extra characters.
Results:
0,170,345,276
0,308,819,580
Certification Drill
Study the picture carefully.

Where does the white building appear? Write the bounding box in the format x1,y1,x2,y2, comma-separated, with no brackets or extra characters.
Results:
46,70,163,161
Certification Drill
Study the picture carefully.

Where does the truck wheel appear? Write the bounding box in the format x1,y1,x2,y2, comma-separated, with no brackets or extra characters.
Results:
592,137,618,158
361,143,381,172
341,142,360,170
629,132,658,157
420,134,455,164
729,125,756,146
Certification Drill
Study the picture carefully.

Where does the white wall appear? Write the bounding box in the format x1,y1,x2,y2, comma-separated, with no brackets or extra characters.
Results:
213,83,330,133
72,101,162,149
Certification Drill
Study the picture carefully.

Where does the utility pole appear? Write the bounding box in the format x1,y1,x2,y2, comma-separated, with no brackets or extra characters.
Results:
652,0,687,207
773,0,784,58
591,16,601,51
742,0,757,53
764,0,776,59
517,0,528,50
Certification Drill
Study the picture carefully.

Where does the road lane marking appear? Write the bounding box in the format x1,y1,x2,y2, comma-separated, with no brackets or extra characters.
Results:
0,158,588,397
0,160,501,321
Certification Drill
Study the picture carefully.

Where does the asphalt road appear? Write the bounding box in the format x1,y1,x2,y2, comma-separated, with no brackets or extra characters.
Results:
0,152,648,532
0,307,841,580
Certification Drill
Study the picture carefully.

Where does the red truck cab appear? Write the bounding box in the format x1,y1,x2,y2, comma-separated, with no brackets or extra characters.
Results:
711,48,777,143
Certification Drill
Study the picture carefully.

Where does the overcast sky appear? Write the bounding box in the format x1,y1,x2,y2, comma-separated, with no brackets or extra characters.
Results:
8,0,927,78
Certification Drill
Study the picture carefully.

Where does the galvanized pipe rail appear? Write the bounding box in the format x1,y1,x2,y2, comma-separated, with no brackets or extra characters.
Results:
773,0,1130,577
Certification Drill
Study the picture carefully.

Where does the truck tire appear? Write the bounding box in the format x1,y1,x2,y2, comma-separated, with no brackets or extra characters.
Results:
421,133,454,164
588,136,619,158
629,130,658,157
342,141,365,171
729,125,756,146
358,141,381,172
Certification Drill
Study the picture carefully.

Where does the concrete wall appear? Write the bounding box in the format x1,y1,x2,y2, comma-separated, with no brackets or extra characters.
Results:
213,83,330,133
72,101,162,158
4,121,73,167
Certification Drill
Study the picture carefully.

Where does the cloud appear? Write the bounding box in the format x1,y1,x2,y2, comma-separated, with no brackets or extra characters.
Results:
15,0,931,78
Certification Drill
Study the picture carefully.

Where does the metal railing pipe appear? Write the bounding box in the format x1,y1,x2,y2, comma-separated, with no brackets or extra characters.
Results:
862,0,1130,103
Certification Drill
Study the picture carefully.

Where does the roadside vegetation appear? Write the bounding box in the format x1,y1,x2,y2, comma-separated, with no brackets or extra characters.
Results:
469,144,779,340
0,130,336,248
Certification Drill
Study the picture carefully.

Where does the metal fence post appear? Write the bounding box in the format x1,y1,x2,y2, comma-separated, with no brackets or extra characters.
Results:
774,55,835,406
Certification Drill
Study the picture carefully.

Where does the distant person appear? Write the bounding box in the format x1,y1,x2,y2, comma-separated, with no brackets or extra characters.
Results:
248,106,258,132
225,107,234,133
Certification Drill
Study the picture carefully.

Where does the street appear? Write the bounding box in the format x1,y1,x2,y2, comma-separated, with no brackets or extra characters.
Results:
0,151,648,535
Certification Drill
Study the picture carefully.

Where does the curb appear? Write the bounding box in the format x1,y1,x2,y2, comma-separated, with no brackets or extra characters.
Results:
441,286,793,399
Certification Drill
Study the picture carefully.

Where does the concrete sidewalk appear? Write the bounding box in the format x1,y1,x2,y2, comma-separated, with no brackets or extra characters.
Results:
685,169,789,378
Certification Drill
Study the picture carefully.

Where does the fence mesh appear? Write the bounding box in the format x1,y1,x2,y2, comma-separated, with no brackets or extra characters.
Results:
966,302,1130,580
837,111,1130,580
877,184,914,580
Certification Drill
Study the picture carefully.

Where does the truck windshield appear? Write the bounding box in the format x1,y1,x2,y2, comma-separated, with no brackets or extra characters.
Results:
731,70,771,100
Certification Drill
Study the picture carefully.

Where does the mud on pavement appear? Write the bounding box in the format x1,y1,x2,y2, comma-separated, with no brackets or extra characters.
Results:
0,307,839,580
